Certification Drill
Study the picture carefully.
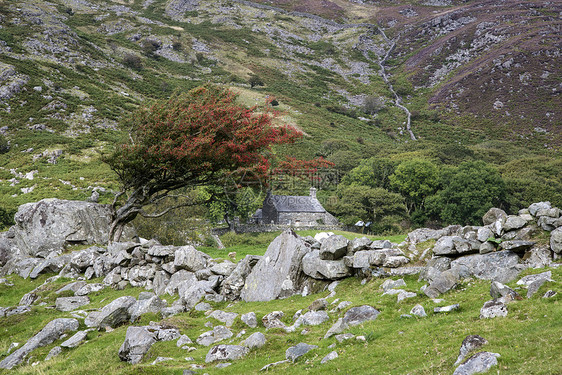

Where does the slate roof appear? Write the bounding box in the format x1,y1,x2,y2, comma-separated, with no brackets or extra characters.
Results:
268,195,326,213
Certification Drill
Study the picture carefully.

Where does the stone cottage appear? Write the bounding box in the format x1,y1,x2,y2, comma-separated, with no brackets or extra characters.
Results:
253,188,339,226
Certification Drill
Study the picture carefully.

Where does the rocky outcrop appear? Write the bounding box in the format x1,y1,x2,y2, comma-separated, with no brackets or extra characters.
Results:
0,318,79,369
241,230,313,302
9,199,135,258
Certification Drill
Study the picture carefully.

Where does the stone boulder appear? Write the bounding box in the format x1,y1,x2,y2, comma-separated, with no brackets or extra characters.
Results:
479,300,507,319
302,250,351,280
0,318,79,369
343,305,380,326
551,227,562,254
423,269,459,298
433,236,476,256
220,255,261,301
241,332,266,350
205,345,249,363
174,245,210,272
128,293,167,322
450,251,524,283
482,207,507,226
490,281,520,301
319,235,349,260
118,326,157,364
348,237,371,253
241,312,257,328
454,335,488,366
55,296,90,312
241,230,312,302
453,352,500,375
10,199,135,258
60,330,89,348
529,202,551,216
85,296,136,329
285,343,317,362
196,326,233,347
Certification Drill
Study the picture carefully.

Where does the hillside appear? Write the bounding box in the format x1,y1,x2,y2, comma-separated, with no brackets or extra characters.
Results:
0,0,560,229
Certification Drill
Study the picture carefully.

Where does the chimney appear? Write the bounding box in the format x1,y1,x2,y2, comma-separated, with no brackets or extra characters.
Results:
309,187,317,199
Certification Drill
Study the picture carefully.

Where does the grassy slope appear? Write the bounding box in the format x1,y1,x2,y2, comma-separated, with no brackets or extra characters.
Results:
0,260,560,374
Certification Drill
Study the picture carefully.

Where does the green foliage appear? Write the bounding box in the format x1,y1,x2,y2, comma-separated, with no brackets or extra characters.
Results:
341,157,397,190
122,53,143,70
426,161,506,225
389,158,440,213
0,206,15,230
499,157,562,210
248,74,264,88
362,95,385,115
329,185,408,233
0,134,9,154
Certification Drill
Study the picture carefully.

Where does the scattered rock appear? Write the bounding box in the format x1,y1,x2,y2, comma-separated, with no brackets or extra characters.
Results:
241,332,266,349
209,310,238,327
60,330,89,348
479,300,507,318
543,290,556,298
516,271,552,286
196,326,233,346
397,291,416,302
321,350,338,364
489,281,520,301
241,312,257,328
410,304,427,317
85,296,136,329
152,356,173,365
381,279,406,291
118,326,157,365
45,346,62,361
335,333,354,342
286,342,318,362
129,294,166,322
260,359,289,371
434,304,460,313
453,352,500,375
177,334,193,347
454,335,488,365
205,344,249,362
0,318,79,369
526,278,549,298
262,311,286,329
343,305,380,326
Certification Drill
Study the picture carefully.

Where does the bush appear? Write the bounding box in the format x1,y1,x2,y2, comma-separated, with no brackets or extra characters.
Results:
0,207,15,230
0,134,9,154
123,53,142,70
249,74,264,88
141,39,161,57
362,95,385,115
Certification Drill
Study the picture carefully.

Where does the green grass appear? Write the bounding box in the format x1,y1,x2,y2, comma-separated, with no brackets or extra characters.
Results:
1,265,560,374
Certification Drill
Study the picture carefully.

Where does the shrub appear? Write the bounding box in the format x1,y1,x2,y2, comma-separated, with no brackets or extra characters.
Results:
249,74,264,88
123,53,142,70
0,134,9,154
141,39,161,58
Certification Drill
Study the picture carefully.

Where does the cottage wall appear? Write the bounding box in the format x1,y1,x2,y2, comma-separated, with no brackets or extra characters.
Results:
262,200,278,224
277,212,339,226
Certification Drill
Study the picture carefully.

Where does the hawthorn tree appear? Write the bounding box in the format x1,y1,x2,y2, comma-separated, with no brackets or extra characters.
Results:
103,85,301,241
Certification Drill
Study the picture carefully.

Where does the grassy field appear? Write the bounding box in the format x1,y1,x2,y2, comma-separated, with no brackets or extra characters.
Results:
0,237,560,374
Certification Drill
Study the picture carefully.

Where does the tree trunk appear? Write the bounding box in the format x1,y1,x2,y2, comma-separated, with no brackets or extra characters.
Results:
109,188,146,242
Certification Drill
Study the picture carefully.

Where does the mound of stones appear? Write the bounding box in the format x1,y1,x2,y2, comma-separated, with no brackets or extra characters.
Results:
412,202,562,298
